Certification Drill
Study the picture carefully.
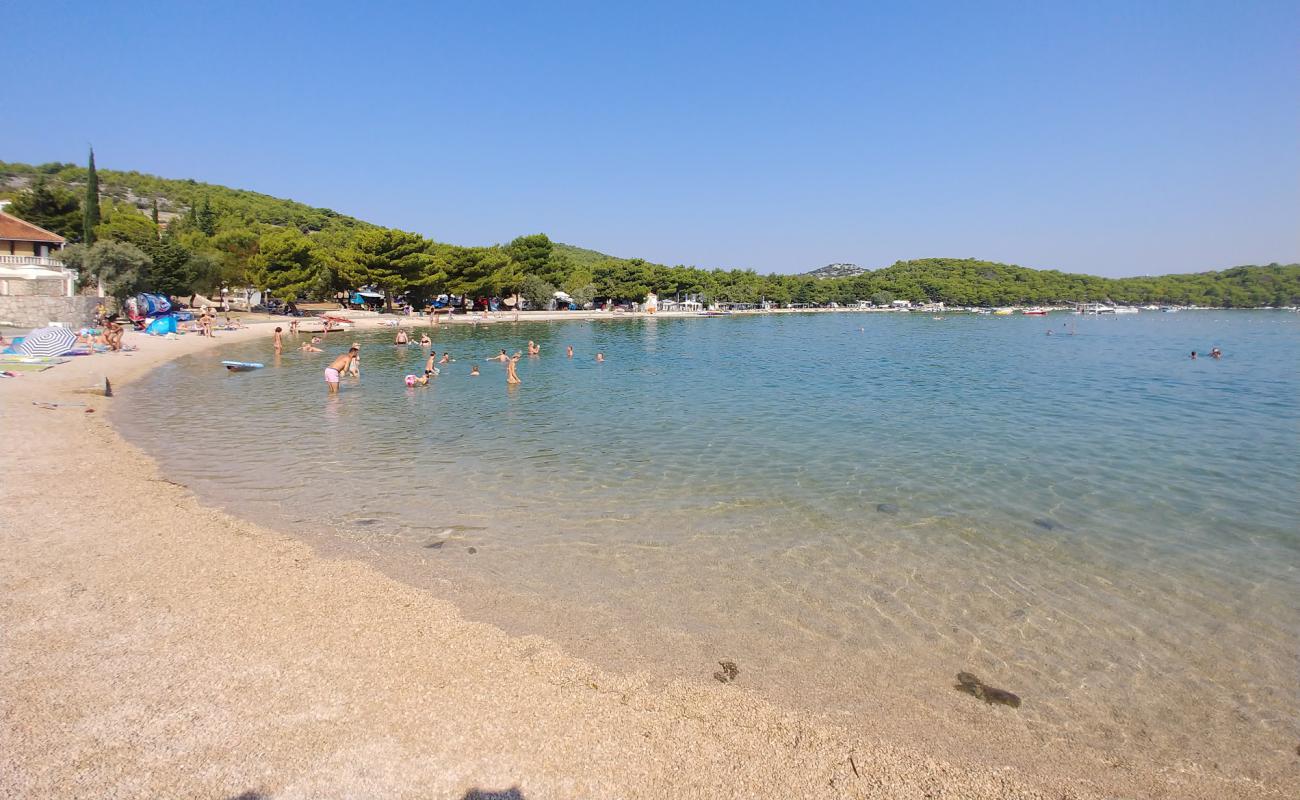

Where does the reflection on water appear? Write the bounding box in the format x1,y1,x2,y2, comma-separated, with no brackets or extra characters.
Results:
117,311,1300,789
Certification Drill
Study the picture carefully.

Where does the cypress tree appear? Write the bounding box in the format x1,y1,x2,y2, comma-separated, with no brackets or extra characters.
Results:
151,197,160,227
83,147,101,244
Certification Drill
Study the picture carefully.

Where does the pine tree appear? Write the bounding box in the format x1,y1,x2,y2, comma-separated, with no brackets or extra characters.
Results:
83,147,101,244
151,197,160,227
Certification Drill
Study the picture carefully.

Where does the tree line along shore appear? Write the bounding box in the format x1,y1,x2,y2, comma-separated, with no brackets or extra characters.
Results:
3,157,1297,311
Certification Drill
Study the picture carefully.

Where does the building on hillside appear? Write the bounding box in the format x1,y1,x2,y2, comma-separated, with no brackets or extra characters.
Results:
0,210,77,297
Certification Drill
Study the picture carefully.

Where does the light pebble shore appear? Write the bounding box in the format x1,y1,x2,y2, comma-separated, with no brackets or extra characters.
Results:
0,320,1275,799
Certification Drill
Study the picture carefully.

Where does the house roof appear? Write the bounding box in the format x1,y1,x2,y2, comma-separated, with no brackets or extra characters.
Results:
0,211,67,244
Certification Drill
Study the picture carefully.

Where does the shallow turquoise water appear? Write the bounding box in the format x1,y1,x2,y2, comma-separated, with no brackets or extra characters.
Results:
118,310,1299,781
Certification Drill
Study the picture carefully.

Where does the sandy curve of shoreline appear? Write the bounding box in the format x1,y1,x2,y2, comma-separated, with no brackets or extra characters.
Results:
0,322,1275,799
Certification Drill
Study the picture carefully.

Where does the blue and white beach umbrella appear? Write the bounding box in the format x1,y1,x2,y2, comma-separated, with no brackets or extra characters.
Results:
15,326,79,357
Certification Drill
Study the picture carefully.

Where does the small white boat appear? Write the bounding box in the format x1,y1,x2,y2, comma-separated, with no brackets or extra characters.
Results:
1022,307,1048,316
1113,306,1139,314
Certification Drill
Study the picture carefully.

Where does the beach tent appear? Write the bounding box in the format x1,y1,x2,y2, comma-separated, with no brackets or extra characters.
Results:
145,315,178,335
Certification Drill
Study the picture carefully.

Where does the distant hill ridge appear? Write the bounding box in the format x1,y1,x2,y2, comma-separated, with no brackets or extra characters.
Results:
1,159,1296,307
803,263,867,279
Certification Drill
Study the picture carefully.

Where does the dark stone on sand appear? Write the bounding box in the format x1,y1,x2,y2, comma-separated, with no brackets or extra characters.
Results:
954,671,1021,708
467,546,478,554
876,503,899,514
713,660,740,684
424,541,445,550
1032,518,1064,531
353,518,380,527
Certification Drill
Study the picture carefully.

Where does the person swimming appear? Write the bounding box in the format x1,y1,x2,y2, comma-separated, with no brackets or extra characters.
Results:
566,345,574,358
419,334,431,346
1211,347,1222,358
439,352,451,364
528,340,540,356
595,352,605,362
1190,351,1198,359
470,365,480,376
490,349,509,362
300,339,322,352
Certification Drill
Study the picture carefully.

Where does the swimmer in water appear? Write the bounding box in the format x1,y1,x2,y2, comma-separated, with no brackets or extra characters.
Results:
566,345,574,358
528,340,540,356
490,349,509,362
1190,351,1198,359
596,352,605,362
470,365,480,376
300,339,322,352
273,326,283,353
1211,347,1222,359
420,333,431,346
325,345,359,394
395,329,409,345
505,352,522,384
439,352,451,364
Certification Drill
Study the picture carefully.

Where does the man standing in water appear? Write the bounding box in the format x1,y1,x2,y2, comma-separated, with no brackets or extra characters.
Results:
506,352,522,385
326,345,359,394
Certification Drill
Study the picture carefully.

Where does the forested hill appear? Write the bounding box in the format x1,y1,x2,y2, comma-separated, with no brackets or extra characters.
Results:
1,159,1296,308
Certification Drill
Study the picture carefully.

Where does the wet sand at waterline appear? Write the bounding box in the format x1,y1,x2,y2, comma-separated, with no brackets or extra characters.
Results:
0,321,1292,798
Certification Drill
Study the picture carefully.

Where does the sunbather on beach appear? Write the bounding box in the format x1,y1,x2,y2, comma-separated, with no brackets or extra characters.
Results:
326,345,359,394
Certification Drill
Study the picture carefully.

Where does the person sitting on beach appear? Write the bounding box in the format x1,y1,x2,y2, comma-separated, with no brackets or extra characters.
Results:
527,340,540,356
325,345,359,394
104,320,124,352
490,349,509,362
395,329,409,345
566,345,574,358
420,334,431,346
506,352,522,385
470,365,480,376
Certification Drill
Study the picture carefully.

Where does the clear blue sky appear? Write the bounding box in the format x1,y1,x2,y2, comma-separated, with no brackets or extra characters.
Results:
6,0,1297,276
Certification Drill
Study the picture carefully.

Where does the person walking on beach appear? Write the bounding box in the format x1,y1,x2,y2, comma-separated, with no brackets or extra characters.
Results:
326,345,360,394
273,326,283,353
506,352,522,385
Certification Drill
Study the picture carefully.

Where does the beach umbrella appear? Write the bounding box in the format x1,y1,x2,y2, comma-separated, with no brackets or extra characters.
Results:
15,326,78,357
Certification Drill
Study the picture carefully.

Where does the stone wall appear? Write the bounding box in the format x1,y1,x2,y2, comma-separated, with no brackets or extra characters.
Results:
0,295,99,329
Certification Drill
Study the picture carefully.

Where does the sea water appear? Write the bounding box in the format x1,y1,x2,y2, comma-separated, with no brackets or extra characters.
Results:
117,311,1299,787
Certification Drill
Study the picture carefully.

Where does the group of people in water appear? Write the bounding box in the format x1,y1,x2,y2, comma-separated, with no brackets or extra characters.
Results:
1191,348,1223,359
272,324,606,394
